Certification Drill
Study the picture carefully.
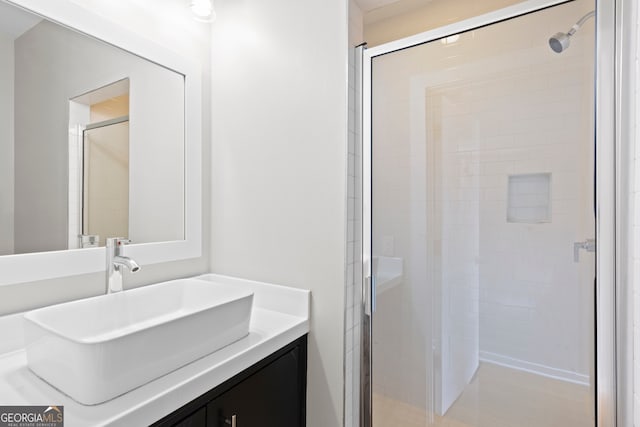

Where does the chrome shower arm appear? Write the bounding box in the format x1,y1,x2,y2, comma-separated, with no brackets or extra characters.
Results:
568,10,595,36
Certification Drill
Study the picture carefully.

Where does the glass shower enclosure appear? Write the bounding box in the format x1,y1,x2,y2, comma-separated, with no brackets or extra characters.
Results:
360,0,603,425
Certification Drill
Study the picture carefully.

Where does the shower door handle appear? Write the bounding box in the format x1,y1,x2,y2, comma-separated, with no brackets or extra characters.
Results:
574,239,596,262
364,275,375,315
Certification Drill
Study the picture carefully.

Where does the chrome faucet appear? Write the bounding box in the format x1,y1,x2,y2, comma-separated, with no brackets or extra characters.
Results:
106,237,140,293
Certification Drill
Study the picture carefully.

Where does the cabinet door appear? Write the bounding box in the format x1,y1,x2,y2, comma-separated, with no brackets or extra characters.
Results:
172,407,206,427
208,347,303,427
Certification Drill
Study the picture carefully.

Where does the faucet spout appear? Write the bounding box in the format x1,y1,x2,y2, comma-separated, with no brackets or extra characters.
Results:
113,255,140,273
106,237,141,294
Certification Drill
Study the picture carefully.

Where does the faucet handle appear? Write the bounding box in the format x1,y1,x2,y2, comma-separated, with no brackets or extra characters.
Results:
106,237,132,248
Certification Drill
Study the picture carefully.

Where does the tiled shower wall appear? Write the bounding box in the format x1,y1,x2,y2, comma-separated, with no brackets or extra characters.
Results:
345,1,363,426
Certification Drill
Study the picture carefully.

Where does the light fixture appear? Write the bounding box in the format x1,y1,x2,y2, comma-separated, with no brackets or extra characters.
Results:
190,0,216,21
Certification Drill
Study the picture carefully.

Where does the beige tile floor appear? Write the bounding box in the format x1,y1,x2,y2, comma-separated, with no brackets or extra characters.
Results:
373,362,594,427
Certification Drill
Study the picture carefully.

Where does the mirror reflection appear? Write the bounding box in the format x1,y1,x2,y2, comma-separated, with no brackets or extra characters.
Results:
75,80,130,248
0,1,185,255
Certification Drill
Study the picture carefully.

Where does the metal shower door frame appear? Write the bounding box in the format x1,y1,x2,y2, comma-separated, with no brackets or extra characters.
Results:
359,0,618,426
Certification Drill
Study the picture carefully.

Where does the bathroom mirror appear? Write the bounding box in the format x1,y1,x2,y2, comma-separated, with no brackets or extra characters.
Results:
1,0,184,254
0,0,202,285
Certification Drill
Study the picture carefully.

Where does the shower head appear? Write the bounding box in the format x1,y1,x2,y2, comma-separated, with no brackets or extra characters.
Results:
548,10,595,53
549,32,571,53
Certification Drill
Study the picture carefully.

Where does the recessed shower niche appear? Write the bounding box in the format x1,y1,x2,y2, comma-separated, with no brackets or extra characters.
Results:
507,173,552,224
69,79,130,249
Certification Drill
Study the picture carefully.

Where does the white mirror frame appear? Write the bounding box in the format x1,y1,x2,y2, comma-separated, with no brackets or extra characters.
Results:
0,0,202,286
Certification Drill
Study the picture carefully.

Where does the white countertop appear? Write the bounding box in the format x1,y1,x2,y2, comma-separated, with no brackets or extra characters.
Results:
0,274,310,427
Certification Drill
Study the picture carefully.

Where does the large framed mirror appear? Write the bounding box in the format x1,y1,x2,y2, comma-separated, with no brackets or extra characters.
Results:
0,0,202,285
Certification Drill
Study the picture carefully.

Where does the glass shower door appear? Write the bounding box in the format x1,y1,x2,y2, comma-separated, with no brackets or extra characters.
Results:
82,118,130,246
368,1,595,426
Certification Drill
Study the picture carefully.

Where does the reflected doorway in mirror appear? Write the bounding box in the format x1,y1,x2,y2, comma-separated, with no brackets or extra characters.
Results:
69,79,130,249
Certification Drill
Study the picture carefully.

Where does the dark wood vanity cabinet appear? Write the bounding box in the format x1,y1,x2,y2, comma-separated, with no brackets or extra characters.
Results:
171,407,207,427
152,335,307,427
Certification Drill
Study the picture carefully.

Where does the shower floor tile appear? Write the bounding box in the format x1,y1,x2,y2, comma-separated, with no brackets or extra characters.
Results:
373,362,593,427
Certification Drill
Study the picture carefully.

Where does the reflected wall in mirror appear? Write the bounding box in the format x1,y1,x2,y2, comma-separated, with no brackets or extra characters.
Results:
0,0,185,255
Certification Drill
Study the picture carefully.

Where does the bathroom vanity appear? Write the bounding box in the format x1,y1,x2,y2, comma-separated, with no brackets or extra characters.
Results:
153,335,307,427
0,274,310,426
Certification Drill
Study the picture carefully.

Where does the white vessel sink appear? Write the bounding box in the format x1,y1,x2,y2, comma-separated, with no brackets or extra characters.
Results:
23,278,253,405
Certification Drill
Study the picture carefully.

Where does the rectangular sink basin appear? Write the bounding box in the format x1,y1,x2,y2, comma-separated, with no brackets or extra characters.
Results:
23,278,253,405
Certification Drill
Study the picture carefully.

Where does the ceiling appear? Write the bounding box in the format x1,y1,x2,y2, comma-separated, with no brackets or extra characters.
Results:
354,0,402,12
355,0,436,24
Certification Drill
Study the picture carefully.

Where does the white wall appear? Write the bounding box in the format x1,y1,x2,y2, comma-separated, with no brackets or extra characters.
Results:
628,0,640,423
619,0,637,421
0,33,13,255
14,19,184,253
66,0,209,68
433,91,481,412
0,0,210,315
371,48,434,411
635,56,640,424
209,1,349,426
